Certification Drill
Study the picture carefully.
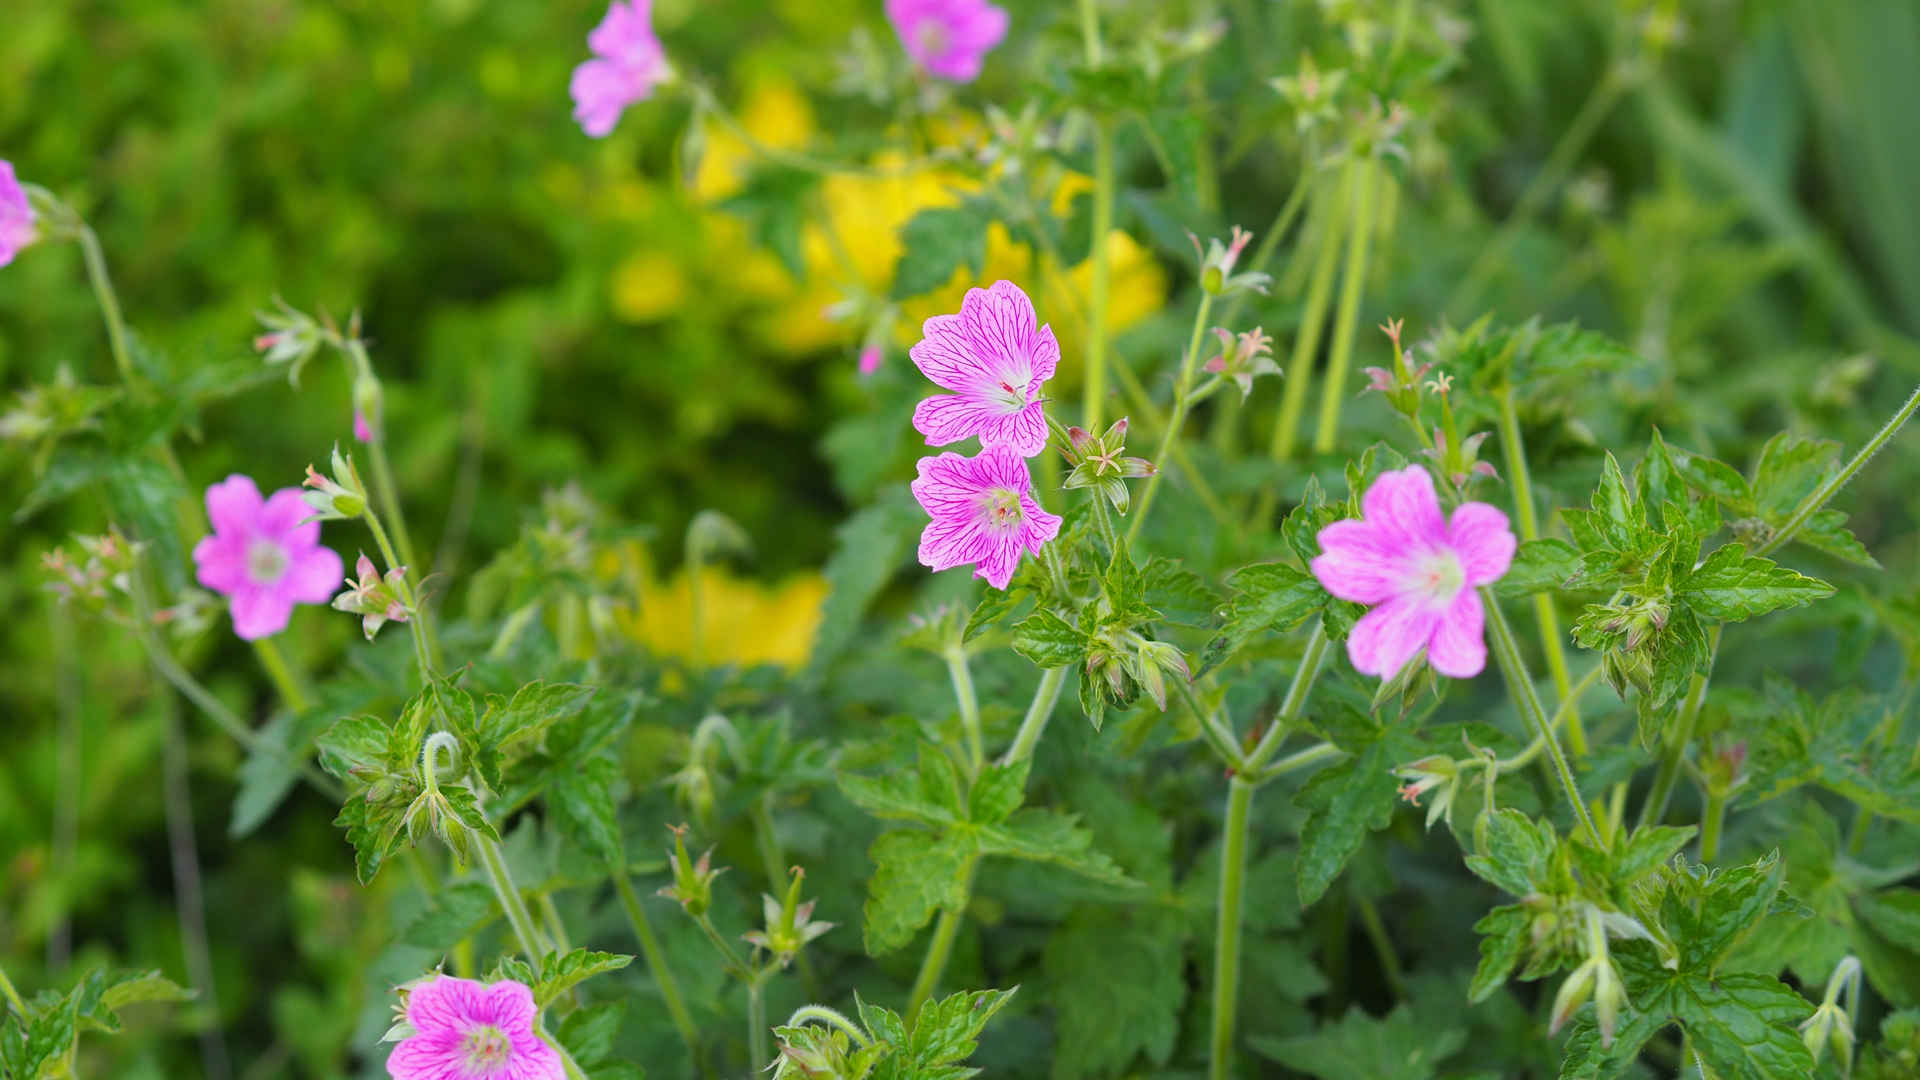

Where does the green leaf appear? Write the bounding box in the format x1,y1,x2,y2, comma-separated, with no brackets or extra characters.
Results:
811,498,920,674
547,756,624,867
98,970,192,1012
397,882,498,951
966,758,1029,826
1141,557,1218,626
1856,889,1920,954
881,987,1017,1080
1612,824,1697,883
1734,683,1920,821
837,744,966,827
1751,431,1837,523
1294,735,1407,907
975,811,1134,887
890,205,989,300
1102,538,1152,625
1675,973,1816,1080
1494,538,1580,597
1792,509,1879,568
1010,609,1090,669
1678,544,1833,621
719,165,819,277
1463,809,1559,897
1469,904,1529,1003
1202,562,1323,673
533,949,634,1008
1043,907,1186,1080
964,587,1027,643
862,830,973,954
1250,1005,1467,1080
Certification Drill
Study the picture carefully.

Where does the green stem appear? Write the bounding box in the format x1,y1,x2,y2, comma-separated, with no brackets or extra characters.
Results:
77,225,134,383
1209,777,1255,1080
1269,162,1349,466
1312,155,1381,455
1699,789,1726,863
0,964,26,1017
751,793,786,888
784,1005,872,1046
1481,590,1603,847
140,628,339,798
1002,666,1069,766
476,832,549,962
1218,136,1318,332
908,859,976,1018
1242,622,1330,773
1495,664,1605,772
613,871,701,1059
1636,628,1717,830
366,508,438,682
1847,806,1874,855
1498,385,1586,755
252,637,312,713
1077,0,1103,64
1084,120,1116,429
690,912,752,981
1127,291,1216,544
1247,741,1345,785
1448,64,1630,319
536,892,572,952
1354,893,1407,999
944,646,985,777
748,976,770,1073
1757,381,1920,557
1090,485,1121,556
365,430,419,575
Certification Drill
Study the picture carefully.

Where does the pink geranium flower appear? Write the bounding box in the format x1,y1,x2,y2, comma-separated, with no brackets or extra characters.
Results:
0,161,37,268
1310,465,1515,679
191,475,343,640
570,0,668,138
387,977,562,1080
886,0,1010,83
910,280,1058,458
912,445,1061,589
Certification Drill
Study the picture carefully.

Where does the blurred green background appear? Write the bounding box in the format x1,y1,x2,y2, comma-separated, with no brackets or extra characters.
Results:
3,0,1920,1076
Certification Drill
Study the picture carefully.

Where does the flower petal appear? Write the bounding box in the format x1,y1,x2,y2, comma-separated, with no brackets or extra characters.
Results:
1310,519,1406,605
192,533,251,595
1448,501,1517,587
386,1031,464,1079
1428,588,1487,678
205,474,264,538
475,980,539,1033
1360,465,1447,550
284,545,345,605
229,586,296,641
976,401,1048,457
407,976,491,1037
260,488,321,545
1345,595,1440,680
912,393,1007,448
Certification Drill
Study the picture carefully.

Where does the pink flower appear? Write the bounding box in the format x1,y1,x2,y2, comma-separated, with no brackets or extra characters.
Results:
0,161,37,268
353,407,373,443
1310,465,1515,679
191,475,343,640
910,280,1058,458
858,345,883,377
911,445,1061,589
386,977,562,1080
570,0,667,138
886,0,1010,82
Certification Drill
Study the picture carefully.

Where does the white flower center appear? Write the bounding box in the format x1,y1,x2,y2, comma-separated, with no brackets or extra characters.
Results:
915,19,950,57
980,487,1024,530
989,375,1031,414
246,540,290,586
1407,550,1465,605
462,1024,511,1074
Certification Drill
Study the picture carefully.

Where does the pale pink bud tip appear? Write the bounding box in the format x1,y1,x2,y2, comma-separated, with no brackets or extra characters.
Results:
353,408,373,442
858,345,883,377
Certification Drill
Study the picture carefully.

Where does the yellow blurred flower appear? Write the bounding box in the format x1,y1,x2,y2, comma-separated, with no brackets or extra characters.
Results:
692,77,817,202
617,557,829,670
611,251,691,323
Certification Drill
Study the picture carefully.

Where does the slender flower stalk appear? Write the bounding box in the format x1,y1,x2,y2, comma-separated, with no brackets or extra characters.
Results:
1482,591,1602,847
1497,385,1586,755
1312,155,1381,454
475,831,551,963
1084,121,1115,429
1209,622,1328,1080
252,636,312,712
76,225,134,384
364,505,439,682
1127,290,1216,543
1270,164,1348,465
1001,666,1068,766
944,645,985,777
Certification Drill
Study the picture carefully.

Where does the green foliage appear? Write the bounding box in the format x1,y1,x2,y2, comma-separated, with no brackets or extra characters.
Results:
1251,1005,1467,1080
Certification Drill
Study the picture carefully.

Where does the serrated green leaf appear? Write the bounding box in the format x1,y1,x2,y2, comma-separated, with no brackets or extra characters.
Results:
1679,544,1832,621
1612,824,1697,883
838,744,966,827
534,949,633,1008
1010,609,1090,669
964,587,1026,643
812,498,919,673
976,811,1134,887
1203,562,1323,673
547,755,624,867
1470,904,1529,1003
1043,907,1186,1080
1141,557,1217,626
397,882,498,951
862,830,973,955
966,758,1028,825
1792,508,1879,568
1250,1005,1467,1080
1294,736,1406,907
1464,809,1558,897
1494,538,1580,597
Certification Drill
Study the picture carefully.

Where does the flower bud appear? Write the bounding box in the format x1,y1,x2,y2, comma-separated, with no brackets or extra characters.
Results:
1203,326,1281,400
303,444,368,521
744,866,836,968
659,824,725,916
1191,226,1269,297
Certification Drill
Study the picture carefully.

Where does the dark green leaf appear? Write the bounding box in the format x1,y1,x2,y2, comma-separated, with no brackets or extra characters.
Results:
1011,609,1090,669
891,206,990,300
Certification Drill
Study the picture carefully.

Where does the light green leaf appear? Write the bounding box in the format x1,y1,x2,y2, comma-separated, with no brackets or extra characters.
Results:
1250,1005,1467,1080
862,830,973,955
890,205,989,300
533,949,633,1008
1010,609,1090,669
1043,907,1186,1080
1678,544,1832,621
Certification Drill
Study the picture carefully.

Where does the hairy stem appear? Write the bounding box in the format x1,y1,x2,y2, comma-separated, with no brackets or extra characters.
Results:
1498,385,1585,755
366,508,438,683
1243,621,1330,772
613,871,701,1059
1354,893,1407,999
1002,665,1069,766
1312,156,1381,455
77,225,134,383
1495,664,1605,772
944,645,985,777
1482,591,1602,847
1699,789,1726,863
1208,777,1256,1080
1084,119,1116,429
748,976,770,1073
476,832,550,962
1128,291,1216,543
